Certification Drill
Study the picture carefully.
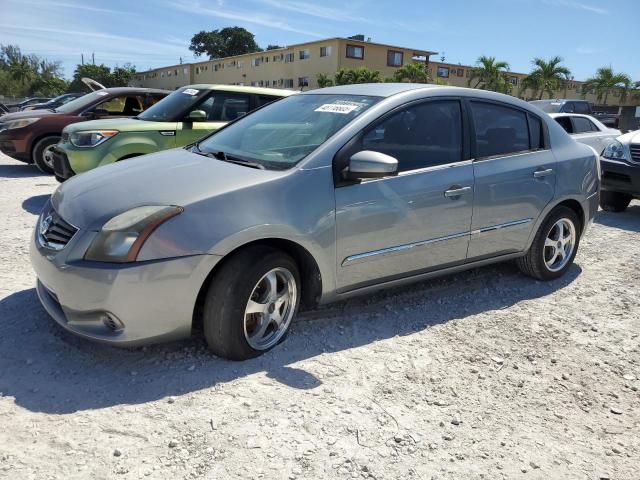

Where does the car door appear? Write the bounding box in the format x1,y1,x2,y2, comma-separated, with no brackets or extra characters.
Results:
334,98,474,290
175,92,250,146
468,100,555,260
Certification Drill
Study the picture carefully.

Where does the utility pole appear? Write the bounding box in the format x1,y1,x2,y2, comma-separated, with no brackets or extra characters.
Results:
92,52,95,65
81,53,84,65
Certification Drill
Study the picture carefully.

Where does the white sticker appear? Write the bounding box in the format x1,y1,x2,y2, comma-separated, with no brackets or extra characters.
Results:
96,91,108,96
315,103,358,114
182,88,199,96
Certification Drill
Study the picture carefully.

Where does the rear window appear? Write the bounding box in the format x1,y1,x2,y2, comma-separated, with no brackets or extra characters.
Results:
471,101,530,158
572,116,597,133
572,102,590,114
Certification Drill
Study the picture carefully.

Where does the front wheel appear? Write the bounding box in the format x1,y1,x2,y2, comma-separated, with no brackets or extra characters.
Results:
599,191,631,212
32,136,61,174
517,206,580,280
203,246,300,360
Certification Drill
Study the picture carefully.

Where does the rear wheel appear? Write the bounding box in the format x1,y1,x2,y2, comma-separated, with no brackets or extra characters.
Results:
599,191,631,212
517,206,580,280
202,246,300,360
32,136,60,174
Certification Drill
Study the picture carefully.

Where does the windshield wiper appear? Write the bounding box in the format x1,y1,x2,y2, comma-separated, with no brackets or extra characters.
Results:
191,146,265,170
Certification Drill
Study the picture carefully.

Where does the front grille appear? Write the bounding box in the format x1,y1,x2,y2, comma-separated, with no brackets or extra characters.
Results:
38,203,77,250
630,144,640,164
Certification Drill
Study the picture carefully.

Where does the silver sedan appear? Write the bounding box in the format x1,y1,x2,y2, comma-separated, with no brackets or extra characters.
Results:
549,112,621,153
31,84,599,360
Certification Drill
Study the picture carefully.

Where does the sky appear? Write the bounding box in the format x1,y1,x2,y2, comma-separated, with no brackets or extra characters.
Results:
0,0,638,82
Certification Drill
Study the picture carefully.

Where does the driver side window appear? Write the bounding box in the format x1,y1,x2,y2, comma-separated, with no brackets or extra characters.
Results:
362,100,463,172
95,95,144,116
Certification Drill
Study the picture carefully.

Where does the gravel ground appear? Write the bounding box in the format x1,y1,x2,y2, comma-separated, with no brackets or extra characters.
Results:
0,152,638,480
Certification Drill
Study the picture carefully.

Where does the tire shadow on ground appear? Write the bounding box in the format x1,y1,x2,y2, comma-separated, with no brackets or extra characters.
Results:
0,262,582,414
594,204,640,233
0,163,48,178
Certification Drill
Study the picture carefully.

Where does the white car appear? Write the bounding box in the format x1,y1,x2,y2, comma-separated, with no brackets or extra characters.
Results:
550,113,621,153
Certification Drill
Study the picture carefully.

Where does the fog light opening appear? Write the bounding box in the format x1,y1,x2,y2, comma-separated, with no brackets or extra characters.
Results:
101,313,124,331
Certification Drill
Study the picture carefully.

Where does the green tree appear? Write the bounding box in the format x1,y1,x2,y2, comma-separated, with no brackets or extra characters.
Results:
111,63,137,86
333,67,382,85
524,56,571,99
393,63,429,83
67,64,112,91
316,73,333,88
265,44,283,50
582,67,632,104
467,56,511,93
189,27,261,59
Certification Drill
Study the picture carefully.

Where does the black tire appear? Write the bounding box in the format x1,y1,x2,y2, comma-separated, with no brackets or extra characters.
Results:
32,136,60,174
54,174,66,183
599,191,631,212
517,206,581,281
203,246,301,360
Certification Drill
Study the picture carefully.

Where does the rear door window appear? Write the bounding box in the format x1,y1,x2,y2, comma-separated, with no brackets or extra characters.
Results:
554,116,573,133
362,99,463,172
572,116,596,133
194,93,250,121
470,101,530,158
528,114,544,149
256,95,281,108
573,102,591,114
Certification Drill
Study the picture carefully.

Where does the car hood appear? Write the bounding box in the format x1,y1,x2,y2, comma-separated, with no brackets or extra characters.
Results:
0,110,57,121
617,129,640,145
52,148,284,230
63,117,177,134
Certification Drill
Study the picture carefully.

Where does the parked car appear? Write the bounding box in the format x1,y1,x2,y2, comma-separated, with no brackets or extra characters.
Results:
0,87,169,173
21,92,85,111
599,130,640,212
31,84,599,360
3,97,51,113
530,99,619,129
549,113,620,152
51,85,296,181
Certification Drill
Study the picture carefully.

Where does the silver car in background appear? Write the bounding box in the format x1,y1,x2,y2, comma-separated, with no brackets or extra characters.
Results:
549,112,621,153
30,84,600,360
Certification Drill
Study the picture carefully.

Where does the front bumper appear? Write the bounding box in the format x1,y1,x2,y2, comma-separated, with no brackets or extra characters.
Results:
30,226,222,347
0,130,30,162
600,158,640,197
51,146,76,180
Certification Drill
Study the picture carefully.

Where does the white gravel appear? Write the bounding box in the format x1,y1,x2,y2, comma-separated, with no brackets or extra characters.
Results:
0,152,638,480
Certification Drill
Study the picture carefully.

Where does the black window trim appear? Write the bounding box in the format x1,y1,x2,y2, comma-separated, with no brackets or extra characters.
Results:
465,98,550,162
333,96,470,187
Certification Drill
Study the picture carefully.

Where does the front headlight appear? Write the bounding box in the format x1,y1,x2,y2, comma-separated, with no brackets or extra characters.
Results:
85,206,183,263
70,130,118,148
602,140,628,161
2,117,40,131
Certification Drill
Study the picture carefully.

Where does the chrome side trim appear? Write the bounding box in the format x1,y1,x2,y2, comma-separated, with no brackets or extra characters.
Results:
470,218,532,236
342,231,470,267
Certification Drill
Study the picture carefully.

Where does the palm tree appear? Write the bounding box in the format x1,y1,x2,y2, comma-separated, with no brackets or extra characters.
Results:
525,56,571,99
582,67,632,104
316,73,333,88
467,56,510,93
393,63,429,83
9,58,34,89
334,67,382,85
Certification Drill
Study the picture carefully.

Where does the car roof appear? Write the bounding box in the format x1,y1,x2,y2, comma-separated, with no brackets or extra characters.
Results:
99,87,171,94
185,84,297,96
548,113,595,119
531,99,588,104
302,83,444,97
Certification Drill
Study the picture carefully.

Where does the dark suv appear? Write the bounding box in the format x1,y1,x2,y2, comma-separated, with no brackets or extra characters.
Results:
0,87,169,173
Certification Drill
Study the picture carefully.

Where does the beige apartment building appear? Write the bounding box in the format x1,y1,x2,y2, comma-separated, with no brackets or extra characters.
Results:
131,36,633,106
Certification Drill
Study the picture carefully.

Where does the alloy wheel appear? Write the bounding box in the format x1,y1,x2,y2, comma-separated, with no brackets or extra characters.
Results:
543,218,576,272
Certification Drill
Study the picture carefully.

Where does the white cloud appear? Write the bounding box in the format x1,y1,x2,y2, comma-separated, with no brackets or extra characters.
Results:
5,0,126,15
171,0,324,37
255,0,370,23
543,0,609,15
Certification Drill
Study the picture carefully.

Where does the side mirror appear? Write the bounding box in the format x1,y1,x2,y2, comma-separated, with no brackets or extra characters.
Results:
84,108,108,119
343,150,398,180
187,110,207,122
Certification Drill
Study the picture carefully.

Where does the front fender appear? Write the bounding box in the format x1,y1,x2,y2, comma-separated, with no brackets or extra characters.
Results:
97,134,165,167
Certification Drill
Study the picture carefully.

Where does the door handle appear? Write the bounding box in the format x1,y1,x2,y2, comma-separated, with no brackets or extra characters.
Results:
533,168,553,178
444,186,472,198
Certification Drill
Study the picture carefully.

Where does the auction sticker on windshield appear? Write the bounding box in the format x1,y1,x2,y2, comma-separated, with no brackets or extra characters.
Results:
183,88,199,96
315,103,359,114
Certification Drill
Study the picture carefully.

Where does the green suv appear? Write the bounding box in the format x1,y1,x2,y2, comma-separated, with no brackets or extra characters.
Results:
51,85,296,181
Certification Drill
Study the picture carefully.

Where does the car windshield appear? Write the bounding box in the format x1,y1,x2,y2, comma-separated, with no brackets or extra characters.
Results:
137,87,210,122
530,100,562,113
55,91,106,114
197,94,380,170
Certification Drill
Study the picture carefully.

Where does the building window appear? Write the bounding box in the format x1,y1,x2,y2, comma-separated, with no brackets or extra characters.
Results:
183,67,188,75
346,44,364,59
299,49,310,60
298,77,309,87
251,81,258,87
509,76,518,86
237,61,244,68
284,53,294,63
456,68,464,77
466,69,472,78
437,66,449,78
174,69,178,76
251,58,261,67
387,50,403,67
320,46,332,57
284,79,294,88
